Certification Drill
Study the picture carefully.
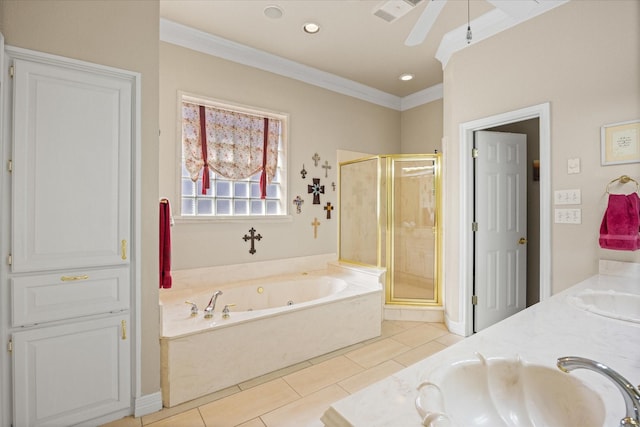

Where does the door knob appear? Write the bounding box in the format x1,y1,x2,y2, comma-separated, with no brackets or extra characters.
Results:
519,237,528,245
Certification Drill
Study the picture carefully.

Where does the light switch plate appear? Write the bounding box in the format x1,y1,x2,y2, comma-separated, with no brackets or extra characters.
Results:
554,189,581,205
567,158,580,174
555,208,582,224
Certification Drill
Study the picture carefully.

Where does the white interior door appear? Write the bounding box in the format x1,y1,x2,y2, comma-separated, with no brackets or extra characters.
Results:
474,131,527,332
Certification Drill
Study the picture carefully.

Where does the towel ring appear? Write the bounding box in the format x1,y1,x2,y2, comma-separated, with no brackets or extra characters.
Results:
606,175,639,194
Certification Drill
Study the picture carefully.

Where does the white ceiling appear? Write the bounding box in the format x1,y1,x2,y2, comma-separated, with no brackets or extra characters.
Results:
159,0,568,107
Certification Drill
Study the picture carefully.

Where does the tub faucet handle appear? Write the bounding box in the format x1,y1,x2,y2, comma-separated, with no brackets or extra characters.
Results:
222,304,236,319
184,301,198,316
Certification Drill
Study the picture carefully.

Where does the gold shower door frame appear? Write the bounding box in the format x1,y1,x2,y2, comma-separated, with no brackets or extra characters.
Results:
338,154,442,307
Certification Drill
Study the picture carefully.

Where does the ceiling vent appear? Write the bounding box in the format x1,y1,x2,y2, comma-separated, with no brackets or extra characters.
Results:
373,0,424,23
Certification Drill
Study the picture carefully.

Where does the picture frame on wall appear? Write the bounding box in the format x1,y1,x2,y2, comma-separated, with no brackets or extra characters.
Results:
601,119,640,165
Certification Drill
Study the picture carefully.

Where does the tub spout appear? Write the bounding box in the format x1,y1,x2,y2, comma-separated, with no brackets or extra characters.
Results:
557,356,640,426
204,290,223,318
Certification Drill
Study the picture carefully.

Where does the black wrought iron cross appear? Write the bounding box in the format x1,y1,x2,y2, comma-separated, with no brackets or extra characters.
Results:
307,178,325,204
242,227,262,255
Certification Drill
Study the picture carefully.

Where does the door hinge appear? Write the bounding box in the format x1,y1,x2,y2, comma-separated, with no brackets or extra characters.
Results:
472,295,478,305
7,253,12,265
472,222,478,232
7,160,12,173
7,339,13,353
472,147,479,158
9,65,14,78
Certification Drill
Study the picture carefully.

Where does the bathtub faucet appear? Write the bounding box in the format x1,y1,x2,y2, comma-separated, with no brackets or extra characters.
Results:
204,290,223,318
557,356,640,426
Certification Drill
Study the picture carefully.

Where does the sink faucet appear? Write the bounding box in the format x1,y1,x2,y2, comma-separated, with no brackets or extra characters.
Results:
204,290,223,318
557,356,640,426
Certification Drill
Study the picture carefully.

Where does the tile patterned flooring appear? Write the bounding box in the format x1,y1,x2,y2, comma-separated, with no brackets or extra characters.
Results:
102,321,464,427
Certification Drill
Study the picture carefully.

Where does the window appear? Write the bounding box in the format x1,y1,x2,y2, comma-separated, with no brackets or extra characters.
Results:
179,93,288,218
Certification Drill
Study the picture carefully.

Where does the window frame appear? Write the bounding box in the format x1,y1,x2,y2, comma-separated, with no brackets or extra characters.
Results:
175,91,291,223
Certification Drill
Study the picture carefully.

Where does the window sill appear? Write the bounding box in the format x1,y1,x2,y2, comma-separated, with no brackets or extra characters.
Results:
175,215,294,225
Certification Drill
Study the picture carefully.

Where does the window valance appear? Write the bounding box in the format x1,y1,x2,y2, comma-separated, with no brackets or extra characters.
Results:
182,102,280,198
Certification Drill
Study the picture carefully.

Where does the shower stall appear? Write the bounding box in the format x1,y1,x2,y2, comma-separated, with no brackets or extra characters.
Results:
339,154,442,306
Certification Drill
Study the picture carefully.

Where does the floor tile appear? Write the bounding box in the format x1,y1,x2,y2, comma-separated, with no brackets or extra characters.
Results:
345,338,411,369
261,385,348,427
380,320,423,337
101,415,141,427
393,340,448,367
391,323,448,348
141,386,240,425
198,379,299,427
236,418,266,427
283,356,364,396
239,361,312,390
337,360,405,394
145,409,204,427
436,333,465,347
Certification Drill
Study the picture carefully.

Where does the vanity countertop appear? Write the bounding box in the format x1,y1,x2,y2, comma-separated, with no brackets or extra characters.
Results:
321,260,640,426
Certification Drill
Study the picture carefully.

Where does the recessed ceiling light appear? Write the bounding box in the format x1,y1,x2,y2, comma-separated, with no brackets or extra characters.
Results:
264,5,283,19
399,73,414,81
303,22,320,34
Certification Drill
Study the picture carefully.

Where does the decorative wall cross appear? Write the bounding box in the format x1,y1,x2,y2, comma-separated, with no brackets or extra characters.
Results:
322,160,331,178
293,196,304,214
324,202,334,219
312,152,321,167
311,217,320,239
242,227,262,255
307,178,325,204
300,164,307,179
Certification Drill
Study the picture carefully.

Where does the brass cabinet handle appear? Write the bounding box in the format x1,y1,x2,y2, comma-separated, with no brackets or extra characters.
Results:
121,239,127,260
60,275,89,281
121,320,127,340
519,237,528,245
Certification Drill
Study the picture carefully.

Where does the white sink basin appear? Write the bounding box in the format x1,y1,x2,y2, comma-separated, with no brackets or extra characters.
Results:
415,353,605,427
569,289,640,323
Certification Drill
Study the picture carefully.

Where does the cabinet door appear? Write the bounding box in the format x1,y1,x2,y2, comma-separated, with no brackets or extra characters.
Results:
11,58,132,272
12,315,131,427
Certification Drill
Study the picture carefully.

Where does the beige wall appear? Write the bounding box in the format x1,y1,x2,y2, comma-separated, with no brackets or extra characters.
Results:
401,99,443,154
160,42,401,270
442,0,640,322
0,0,161,395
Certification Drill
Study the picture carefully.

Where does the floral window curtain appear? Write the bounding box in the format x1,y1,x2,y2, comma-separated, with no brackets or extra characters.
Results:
182,102,280,198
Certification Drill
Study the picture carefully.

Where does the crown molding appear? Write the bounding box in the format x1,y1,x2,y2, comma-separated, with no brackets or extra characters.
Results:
160,19,422,111
400,83,443,111
436,0,570,68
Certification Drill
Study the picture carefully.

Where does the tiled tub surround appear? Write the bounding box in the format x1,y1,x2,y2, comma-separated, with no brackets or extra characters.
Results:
321,260,640,426
160,260,384,407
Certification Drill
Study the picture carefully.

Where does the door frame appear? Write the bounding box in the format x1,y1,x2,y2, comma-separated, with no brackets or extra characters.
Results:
458,103,551,337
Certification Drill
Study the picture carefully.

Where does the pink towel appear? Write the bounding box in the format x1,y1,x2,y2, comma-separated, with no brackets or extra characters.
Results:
599,192,640,251
159,199,173,288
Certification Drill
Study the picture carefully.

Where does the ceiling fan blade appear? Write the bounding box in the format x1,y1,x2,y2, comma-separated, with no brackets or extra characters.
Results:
404,0,448,47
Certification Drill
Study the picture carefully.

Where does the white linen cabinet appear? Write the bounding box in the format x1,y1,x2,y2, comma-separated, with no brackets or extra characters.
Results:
1,46,140,426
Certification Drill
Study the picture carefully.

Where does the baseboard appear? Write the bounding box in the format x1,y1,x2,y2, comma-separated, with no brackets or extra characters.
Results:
444,313,467,337
134,392,163,418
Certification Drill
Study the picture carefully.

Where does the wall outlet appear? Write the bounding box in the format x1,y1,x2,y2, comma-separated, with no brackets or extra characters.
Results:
554,189,581,205
555,208,582,224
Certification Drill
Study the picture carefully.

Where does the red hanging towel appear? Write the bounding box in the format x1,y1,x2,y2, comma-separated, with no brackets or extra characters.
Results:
159,199,173,288
599,192,640,251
